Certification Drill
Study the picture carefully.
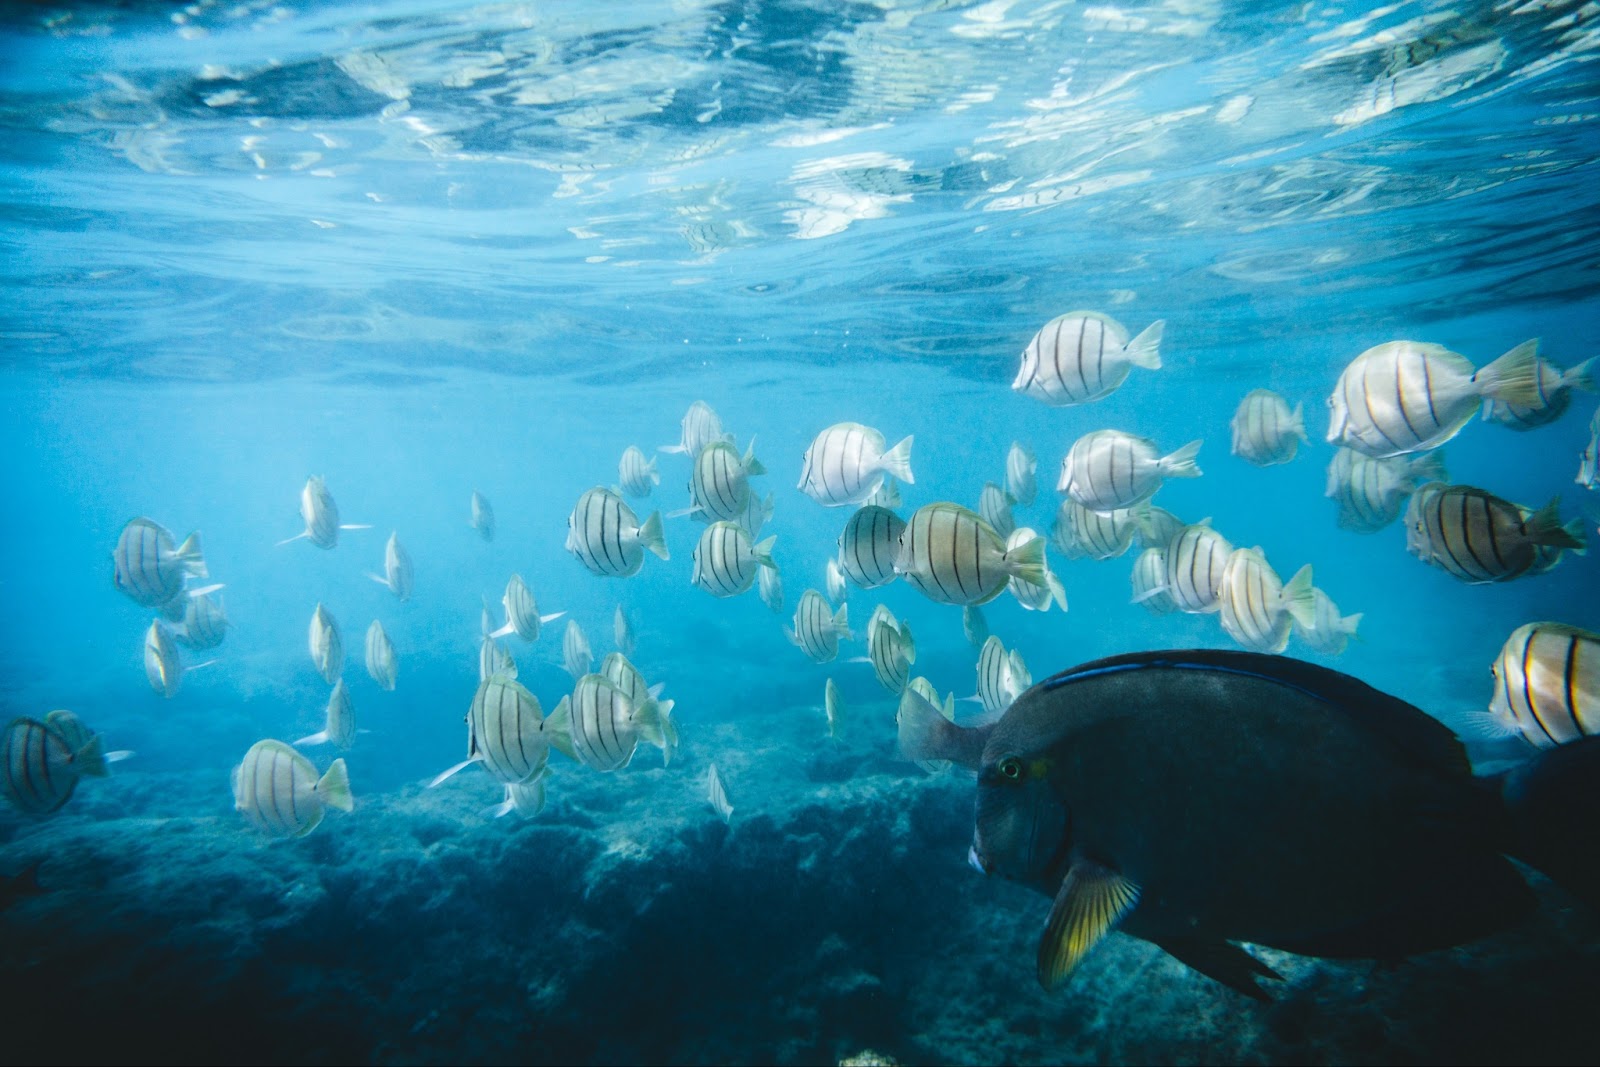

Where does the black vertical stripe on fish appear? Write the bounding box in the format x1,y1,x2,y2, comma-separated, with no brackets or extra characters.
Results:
1522,633,1562,746
1393,350,1425,445
1561,631,1584,739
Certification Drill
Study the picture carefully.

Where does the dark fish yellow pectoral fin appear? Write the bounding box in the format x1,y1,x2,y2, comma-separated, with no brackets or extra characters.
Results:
1037,860,1140,991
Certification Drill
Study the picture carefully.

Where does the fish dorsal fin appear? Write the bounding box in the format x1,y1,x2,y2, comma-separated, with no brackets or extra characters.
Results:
1037,859,1141,991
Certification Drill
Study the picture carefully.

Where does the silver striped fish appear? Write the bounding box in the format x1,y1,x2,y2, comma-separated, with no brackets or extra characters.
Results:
688,440,765,524
1325,447,1445,534
615,605,636,657
1052,498,1138,561
861,605,915,694
788,589,853,663
825,557,847,602
1006,442,1038,507
295,679,356,751
566,487,669,578
144,620,184,698
1013,311,1163,406
563,619,593,680
1230,389,1307,467
837,505,906,590
866,476,902,509
174,591,228,651
479,633,516,683
707,762,733,822
112,517,208,607
233,739,352,837
1579,404,1599,490
758,564,785,615
365,620,397,691
1485,622,1600,748
366,531,414,602
552,673,675,772
1004,527,1068,612
619,445,661,497
1217,550,1315,654
894,502,1046,607
309,603,343,685
1292,587,1362,655
470,489,495,541
825,677,844,740
1135,503,1185,552
278,475,371,549
1130,547,1178,615
1405,482,1586,583
1162,520,1234,614
659,400,733,457
798,422,915,507
466,675,560,783
1059,430,1203,514
962,605,989,648
490,573,565,642
1326,339,1542,458
601,651,661,709
978,483,1017,540
1482,353,1596,431
974,635,1030,718
1,716,108,814
691,522,776,598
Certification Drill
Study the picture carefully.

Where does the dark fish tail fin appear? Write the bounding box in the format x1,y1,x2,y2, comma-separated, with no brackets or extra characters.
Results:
897,689,989,770
1498,736,1600,911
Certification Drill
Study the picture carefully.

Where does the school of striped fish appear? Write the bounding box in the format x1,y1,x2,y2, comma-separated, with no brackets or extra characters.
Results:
6,312,1597,836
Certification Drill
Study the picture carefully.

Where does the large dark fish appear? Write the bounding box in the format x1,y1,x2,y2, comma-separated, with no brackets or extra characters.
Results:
899,648,1600,999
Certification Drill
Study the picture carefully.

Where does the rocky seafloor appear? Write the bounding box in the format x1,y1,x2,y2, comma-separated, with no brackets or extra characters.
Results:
4,709,1600,1067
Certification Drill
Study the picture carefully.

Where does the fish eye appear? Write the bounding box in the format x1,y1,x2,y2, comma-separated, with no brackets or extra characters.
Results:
998,756,1023,780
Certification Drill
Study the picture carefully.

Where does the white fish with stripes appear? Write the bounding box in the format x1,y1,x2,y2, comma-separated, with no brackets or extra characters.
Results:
550,673,676,772
1230,389,1307,467
277,476,371,549
1,714,111,814
973,635,1031,718
1013,311,1163,406
837,505,905,590
614,605,635,657
659,400,733,457
1161,520,1234,614
1326,339,1542,458
295,679,356,751
144,620,185,698
684,439,765,524
707,762,733,823
174,591,228,651
1006,442,1038,507
233,739,352,838
309,603,343,685
563,619,593,680
978,483,1016,540
1216,549,1315,654
798,422,915,508
1405,482,1586,583
1481,349,1596,431
1292,587,1362,656
825,677,845,741
857,605,915,694
1059,429,1203,515
825,557,847,603
490,574,565,642
691,522,776,598
1325,448,1445,534
758,564,785,615
479,606,517,682
619,445,661,497
1130,547,1178,615
1052,498,1138,561
367,531,414,602
470,489,495,541
112,517,211,608
894,502,1047,607
600,651,662,710
431,675,570,798
1004,527,1067,613
566,487,669,578
1481,622,1599,748
365,620,397,691
1580,404,1600,490
788,589,853,663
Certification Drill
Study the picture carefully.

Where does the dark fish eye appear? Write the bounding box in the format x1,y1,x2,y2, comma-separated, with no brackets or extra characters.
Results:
998,756,1023,780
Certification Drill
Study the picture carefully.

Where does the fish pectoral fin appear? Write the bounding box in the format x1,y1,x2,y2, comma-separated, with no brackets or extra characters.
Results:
1149,938,1282,1001
1036,860,1141,991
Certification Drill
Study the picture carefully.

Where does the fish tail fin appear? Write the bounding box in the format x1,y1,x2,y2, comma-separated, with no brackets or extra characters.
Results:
74,734,109,778
1341,611,1364,637
879,435,915,485
318,759,353,813
637,511,670,560
540,610,567,624
1473,338,1544,407
428,758,475,788
1047,572,1069,612
657,443,687,455
1498,736,1600,912
275,532,308,547
1407,450,1449,488
633,697,667,754
489,620,515,639
544,697,577,762
339,524,374,531
366,572,391,589
106,750,135,764
1002,533,1048,589
1158,439,1204,479
832,602,853,642
294,730,329,747
1290,401,1308,442
1524,497,1587,550
1280,564,1317,630
1123,319,1164,371
647,456,661,484
752,535,777,569
175,532,209,578
1563,356,1597,393
743,437,766,477
897,689,990,770
508,779,546,818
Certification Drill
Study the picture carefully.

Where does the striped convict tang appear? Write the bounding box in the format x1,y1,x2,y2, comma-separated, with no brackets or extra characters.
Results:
563,619,593,680
659,399,732,457
365,620,398,691
296,680,356,751
759,564,785,614
975,635,1031,718
1293,587,1362,656
1230,389,1307,467
479,634,516,683
554,674,674,772
1,716,108,814
174,591,228,651
368,531,413,601
1405,482,1586,583
692,522,775,597
1135,503,1186,552
689,440,765,524
707,762,733,822
1325,448,1445,534
470,489,495,541
619,445,660,497
979,483,1017,540
1326,339,1542,458
491,573,564,642
465,675,557,784
837,505,906,589
279,475,371,550
565,486,669,578
797,422,915,508
1012,311,1163,407
232,739,352,838
1216,549,1315,655
1006,442,1038,507
1163,520,1234,614
826,557,847,603
1058,429,1203,514
601,651,658,709
1130,547,1178,614
863,605,916,694
112,517,208,608
894,502,1046,607
1482,352,1596,431
1052,498,1138,561
1486,622,1600,748
1005,527,1067,612
144,620,183,698
789,589,853,663
309,603,343,685
825,677,845,740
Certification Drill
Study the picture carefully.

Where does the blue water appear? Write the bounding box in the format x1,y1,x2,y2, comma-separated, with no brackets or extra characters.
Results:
3,1,1600,1063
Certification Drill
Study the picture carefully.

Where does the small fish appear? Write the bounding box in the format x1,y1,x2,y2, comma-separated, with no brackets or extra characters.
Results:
1327,339,1542,458
550,673,676,771
295,679,355,751
895,503,1046,607
1405,482,1586,583
825,557,847,603
233,739,352,838
758,564,785,615
1579,405,1599,490
367,531,414,602
978,483,1017,540
741,490,775,537
1163,520,1234,614
686,439,765,524
490,574,565,642
866,477,903,509
1326,448,1445,534
566,487,669,578
1052,498,1138,561
365,620,398,691
788,589,853,663
144,620,184,698
1,716,109,814
691,522,776,598
1006,442,1038,507
1230,389,1307,467
974,635,1030,718
1130,547,1178,614
308,603,343,685
1484,622,1600,747
1058,430,1203,514
1293,588,1362,656
615,604,636,657
600,651,662,710
470,490,495,542
1005,527,1068,613
962,605,989,648
1217,550,1315,654
1481,350,1596,431
478,626,517,682
1012,311,1164,406
173,590,228,651
707,762,733,822
278,476,371,549
825,677,844,740
619,445,661,497
798,422,915,507
431,675,566,798
859,606,916,693
563,619,593,680
1134,503,1186,552
112,517,208,608
837,505,906,590
659,400,733,457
